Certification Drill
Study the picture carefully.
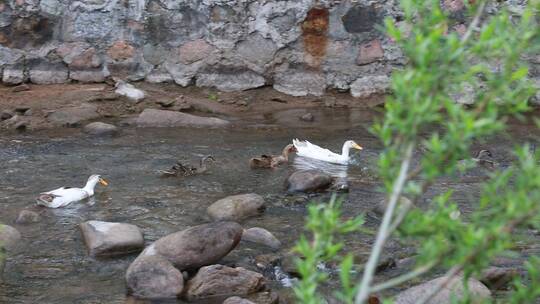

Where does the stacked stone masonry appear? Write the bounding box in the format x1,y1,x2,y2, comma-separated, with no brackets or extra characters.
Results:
0,0,537,97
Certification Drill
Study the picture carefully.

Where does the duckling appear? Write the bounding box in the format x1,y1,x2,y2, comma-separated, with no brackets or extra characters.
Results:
249,144,297,169
473,149,495,168
159,155,215,177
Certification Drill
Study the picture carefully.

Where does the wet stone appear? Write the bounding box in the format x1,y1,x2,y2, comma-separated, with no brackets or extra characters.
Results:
185,264,266,301
126,254,184,299
0,224,21,251
207,193,265,222
15,210,41,225
83,122,118,136
286,170,333,193
80,220,144,257
242,227,281,250
147,221,243,271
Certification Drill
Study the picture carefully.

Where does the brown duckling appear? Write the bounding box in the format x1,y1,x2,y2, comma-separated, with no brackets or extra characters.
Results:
159,155,215,177
249,144,297,169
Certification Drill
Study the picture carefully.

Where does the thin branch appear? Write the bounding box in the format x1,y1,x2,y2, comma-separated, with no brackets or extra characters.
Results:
355,143,415,304
462,1,487,44
369,261,437,294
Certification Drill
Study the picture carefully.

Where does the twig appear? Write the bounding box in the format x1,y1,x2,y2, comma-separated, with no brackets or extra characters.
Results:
355,143,415,304
461,1,487,44
369,260,437,294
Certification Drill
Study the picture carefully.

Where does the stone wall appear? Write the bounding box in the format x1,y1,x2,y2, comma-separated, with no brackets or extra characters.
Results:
0,0,537,98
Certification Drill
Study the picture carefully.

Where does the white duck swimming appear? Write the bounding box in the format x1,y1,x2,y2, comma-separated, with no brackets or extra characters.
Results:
292,139,363,165
36,175,108,208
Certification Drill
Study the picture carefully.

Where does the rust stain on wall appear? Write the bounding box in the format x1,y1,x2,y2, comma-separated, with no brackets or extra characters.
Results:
301,7,329,68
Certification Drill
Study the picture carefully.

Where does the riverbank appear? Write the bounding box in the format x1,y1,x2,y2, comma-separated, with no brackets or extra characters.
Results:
0,83,385,133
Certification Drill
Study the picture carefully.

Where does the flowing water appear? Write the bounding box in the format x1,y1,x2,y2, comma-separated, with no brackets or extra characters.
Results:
1,108,539,303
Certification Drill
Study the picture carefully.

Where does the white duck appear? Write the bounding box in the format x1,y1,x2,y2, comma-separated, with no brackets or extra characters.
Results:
36,175,108,208
292,139,363,165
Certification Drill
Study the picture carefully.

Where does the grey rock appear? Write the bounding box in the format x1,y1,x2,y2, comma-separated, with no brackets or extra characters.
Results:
126,254,184,299
70,70,107,83
236,33,278,64
15,210,41,225
242,228,281,250
83,122,118,136
80,220,144,257
185,265,265,301
350,75,391,98
196,70,265,92
286,170,333,193
274,70,326,97
2,67,25,85
146,221,243,270
394,275,491,304
47,104,100,126
29,62,69,84
0,224,21,251
207,193,265,222
136,109,230,128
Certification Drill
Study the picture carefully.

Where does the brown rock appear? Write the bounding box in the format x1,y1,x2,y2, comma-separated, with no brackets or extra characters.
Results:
136,109,230,128
71,48,101,69
357,39,384,65
442,0,465,12
126,254,184,299
479,267,518,290
178,39,214,64
107,41,135,61
15,210,41,225
286,170,333,193
149,221,243,270
224,296,256,304
207,194,265,222
185,265,265,301
11,84,30,92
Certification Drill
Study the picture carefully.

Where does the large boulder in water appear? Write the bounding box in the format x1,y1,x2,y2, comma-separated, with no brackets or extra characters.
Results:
207,194,265,222
126,254,184,299
136,109,230,128
394,275,491,304
185,264,265,301
146,221,243,270
79,221,144,257
286,170,333,193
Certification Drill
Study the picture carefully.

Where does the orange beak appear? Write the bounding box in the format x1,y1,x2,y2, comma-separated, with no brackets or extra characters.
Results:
99,178,108,186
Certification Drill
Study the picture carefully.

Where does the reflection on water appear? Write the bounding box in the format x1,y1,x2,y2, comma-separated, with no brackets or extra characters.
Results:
0,108,539,303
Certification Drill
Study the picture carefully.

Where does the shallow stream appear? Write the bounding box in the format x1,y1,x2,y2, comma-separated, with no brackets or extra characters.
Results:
1,108,539,303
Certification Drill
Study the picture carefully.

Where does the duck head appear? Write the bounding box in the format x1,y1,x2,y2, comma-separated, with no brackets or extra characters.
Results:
344,140,363,150
86,174,108,188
